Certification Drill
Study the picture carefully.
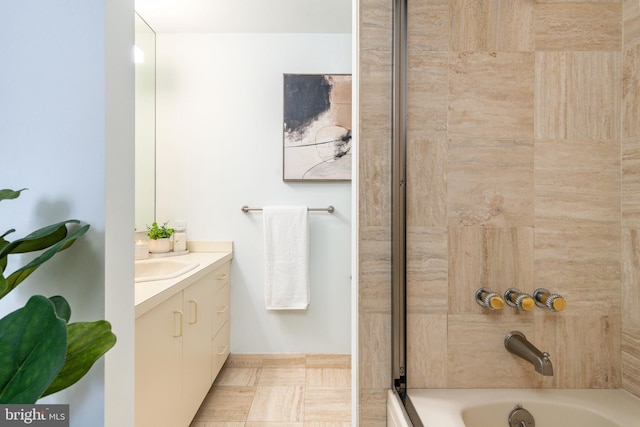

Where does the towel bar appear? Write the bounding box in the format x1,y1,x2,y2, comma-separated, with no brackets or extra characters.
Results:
241,205,334,213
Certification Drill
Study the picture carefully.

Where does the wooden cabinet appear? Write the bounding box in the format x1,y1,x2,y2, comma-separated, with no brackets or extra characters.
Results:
135,292,183,427
135,260,231,427
210,262,230,381
182,274,214,419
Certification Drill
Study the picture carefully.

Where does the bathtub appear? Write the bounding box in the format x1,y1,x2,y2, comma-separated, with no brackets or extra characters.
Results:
387,388,640,427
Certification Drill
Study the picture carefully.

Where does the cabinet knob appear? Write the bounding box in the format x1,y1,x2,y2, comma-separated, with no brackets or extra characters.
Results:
475,288,505,310
504,288,535,311
534,288,566,312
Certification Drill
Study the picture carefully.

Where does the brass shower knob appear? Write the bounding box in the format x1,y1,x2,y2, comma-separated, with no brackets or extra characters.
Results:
504,288,535,311
475,288,505,310
534,288,567,312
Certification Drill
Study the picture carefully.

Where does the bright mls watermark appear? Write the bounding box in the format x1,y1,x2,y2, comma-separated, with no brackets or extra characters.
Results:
0,405,69,426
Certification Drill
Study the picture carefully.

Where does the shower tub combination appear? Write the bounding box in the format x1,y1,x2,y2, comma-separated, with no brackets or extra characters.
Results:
387,388,640,427
385,0,640,425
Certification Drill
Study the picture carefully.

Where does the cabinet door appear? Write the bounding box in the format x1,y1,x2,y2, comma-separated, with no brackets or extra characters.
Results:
212,321,230,380
211,261,231,382
212,282,230,337
135,292,183,427
212,261,230,293
182,274,214,421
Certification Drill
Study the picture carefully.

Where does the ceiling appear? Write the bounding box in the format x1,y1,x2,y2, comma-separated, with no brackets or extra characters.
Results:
134,0,352,33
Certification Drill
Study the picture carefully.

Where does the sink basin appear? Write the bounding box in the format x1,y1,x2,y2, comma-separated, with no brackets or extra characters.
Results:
135,259,200,283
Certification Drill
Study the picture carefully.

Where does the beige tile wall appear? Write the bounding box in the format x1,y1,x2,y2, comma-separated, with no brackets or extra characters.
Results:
359,0,639,422
623,0,640,398
358,0,392,424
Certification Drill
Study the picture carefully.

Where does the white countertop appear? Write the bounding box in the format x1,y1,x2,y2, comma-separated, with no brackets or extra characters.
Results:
135,246,233,318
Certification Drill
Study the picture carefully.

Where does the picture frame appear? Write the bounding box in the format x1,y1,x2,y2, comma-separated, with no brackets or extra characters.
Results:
282,73,352,181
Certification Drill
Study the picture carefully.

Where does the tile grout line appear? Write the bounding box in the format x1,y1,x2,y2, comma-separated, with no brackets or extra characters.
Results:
191,354,352,425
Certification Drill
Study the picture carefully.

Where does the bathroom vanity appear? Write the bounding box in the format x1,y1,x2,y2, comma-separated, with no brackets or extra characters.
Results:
134,242,233,427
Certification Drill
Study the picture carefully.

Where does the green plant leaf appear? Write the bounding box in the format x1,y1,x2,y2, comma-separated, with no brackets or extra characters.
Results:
0,275,7,298
0,237,8,274
1,229,15,240
0,188,27,202
42,320,116,397
49,296,71,323
0,295,67,404
1,221,75,256
147,221,174,239
1,224,90,298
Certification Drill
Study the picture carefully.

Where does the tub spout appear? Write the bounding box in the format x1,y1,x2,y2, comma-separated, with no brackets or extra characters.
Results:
504,331,553,376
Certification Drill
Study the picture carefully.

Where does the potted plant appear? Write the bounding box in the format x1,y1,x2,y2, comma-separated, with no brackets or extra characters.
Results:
146,221,174,253
0,187,116,403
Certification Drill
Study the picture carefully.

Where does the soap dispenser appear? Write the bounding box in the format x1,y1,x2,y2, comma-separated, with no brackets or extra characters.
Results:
173,220,187,252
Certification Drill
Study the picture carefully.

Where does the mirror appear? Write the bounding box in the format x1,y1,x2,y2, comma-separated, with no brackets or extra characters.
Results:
134,13,156,231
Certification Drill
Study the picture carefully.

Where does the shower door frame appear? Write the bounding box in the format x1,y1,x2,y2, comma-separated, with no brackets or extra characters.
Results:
391,0,424,424
391,0,407,395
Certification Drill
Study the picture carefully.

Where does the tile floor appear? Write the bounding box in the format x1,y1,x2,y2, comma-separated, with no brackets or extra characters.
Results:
190,354,352,427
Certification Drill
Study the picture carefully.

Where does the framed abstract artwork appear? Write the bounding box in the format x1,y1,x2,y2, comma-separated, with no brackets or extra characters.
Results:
282,74,352,181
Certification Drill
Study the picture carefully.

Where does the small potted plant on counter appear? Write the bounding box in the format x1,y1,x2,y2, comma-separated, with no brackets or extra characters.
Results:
147,221,174,253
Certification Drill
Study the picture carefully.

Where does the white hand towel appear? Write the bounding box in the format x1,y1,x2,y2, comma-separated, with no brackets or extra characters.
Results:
263,206,310,310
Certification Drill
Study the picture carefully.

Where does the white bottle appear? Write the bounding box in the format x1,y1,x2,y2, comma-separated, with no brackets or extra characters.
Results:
173,220,187,252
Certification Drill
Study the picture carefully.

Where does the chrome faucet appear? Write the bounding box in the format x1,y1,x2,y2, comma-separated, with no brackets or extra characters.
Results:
504,331,553,376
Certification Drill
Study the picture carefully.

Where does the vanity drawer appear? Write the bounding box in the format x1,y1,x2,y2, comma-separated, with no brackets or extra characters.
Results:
212,262,230,292
212,282,230,336
212,321,230,381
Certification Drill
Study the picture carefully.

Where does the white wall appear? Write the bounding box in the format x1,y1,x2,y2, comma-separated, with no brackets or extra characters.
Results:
0,1,134,426
105,1,136,427
156,33,352,353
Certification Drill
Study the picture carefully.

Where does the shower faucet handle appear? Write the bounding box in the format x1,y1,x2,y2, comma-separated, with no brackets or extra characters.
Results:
475,287,505,310
533,288,567,312
504,288,535,311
